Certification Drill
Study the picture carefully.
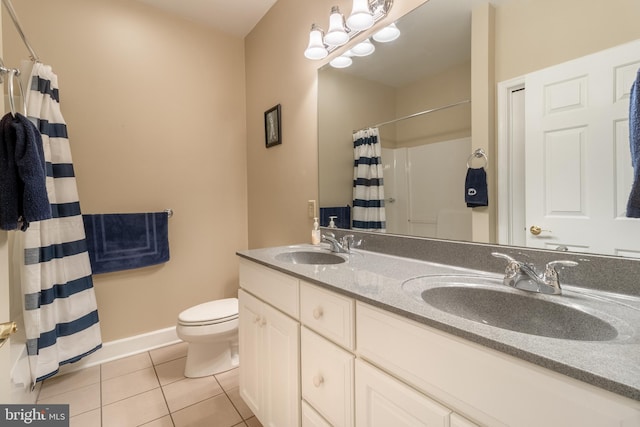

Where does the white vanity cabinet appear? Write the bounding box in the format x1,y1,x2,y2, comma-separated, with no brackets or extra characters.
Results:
238,258,640,427
238,260,300,427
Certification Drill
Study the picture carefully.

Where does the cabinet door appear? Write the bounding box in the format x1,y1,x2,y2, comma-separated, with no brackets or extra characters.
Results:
302,327,354,427
355,359,451,427
238,290,263,418
263,302,300,427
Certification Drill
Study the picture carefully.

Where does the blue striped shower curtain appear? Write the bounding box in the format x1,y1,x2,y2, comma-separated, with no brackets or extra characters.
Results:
16,63,101,384
352,128,386,231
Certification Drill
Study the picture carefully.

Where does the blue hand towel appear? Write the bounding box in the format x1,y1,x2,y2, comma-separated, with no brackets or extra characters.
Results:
0,112,52,230
465,167,488,208
320,206,351,229
626,69,640,217
83,212,170,274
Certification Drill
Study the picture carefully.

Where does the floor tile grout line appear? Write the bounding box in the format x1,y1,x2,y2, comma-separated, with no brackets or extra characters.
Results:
151,351,176,427
38,344,186,400
149,345,189,367
160,381,229,416
100,368,164,409
214,374,247,422
35,344,253,427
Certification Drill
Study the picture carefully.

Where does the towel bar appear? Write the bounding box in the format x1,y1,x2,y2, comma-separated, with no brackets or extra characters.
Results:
165,209,174,218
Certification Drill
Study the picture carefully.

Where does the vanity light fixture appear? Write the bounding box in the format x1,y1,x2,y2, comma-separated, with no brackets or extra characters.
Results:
346,0,374,31
372,23,400,43
330,52,354,68
304,0,393,60
304,24,328,60
350,38,375,56
324,6,349,46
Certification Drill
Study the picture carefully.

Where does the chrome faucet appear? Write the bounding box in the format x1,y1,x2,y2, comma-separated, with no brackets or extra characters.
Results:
491,252,578,295
322,232,361,253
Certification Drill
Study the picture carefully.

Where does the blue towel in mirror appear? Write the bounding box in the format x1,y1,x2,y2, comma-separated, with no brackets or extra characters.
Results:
320,206,351,229
465,168,488,207
83,212,170,274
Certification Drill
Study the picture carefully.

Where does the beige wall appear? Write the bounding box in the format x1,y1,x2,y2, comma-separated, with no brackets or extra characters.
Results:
395,61,472,147
495,0,640,83
3,0,248,341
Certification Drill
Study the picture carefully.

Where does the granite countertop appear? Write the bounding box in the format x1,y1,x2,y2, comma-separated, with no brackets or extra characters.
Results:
237,244,640,402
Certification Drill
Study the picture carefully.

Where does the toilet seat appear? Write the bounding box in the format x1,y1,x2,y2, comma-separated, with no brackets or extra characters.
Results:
178,298,238,327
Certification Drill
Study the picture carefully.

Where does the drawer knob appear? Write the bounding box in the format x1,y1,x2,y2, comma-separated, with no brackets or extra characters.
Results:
313,374,324,387
313,307,323,319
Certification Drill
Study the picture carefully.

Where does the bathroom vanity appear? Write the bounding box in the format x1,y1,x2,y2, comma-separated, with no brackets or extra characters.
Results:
236,238,640,427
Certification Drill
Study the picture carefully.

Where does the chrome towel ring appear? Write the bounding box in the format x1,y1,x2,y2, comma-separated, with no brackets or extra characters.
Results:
7,67,27,117
0,62,27,117
467,148,488,168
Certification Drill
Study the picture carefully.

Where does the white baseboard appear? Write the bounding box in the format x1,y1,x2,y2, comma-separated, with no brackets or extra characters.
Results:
58,326,181,374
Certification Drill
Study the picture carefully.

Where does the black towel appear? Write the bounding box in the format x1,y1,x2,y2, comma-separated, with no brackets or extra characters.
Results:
465,167,488,208
0,113,51,230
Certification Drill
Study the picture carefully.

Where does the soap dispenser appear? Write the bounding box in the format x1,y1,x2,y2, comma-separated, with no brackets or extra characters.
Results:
311,217,321,245
329,216,337,228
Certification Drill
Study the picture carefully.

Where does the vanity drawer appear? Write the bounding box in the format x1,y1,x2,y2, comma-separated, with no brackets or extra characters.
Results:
300,281,355,350
301,327,354,427
239,258,299,319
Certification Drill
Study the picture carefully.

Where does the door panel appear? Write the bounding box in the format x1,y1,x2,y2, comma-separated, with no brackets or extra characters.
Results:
525,40,640,256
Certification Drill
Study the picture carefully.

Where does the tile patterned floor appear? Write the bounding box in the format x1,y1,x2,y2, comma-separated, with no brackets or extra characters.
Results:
36,342,263,427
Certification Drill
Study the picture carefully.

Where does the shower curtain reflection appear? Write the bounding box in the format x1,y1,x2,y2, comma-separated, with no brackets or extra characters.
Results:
352,128,386,231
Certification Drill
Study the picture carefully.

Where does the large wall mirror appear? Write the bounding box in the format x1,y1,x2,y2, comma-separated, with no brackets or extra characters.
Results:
318,0,640,258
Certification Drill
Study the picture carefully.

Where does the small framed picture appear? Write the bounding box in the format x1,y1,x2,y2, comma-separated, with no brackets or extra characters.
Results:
264,104,282,148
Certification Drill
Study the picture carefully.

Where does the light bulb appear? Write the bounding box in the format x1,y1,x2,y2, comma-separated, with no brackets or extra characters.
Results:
350,39,375,56
324,6,349,47
346,0,374,31
330,55,353,68
372,23,400,43
304,24,328,60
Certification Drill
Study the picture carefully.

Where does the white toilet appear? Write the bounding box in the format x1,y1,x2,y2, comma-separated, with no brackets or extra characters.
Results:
176,298,239,378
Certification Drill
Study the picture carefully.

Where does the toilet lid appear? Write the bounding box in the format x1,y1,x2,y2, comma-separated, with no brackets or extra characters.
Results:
178,298,238,325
